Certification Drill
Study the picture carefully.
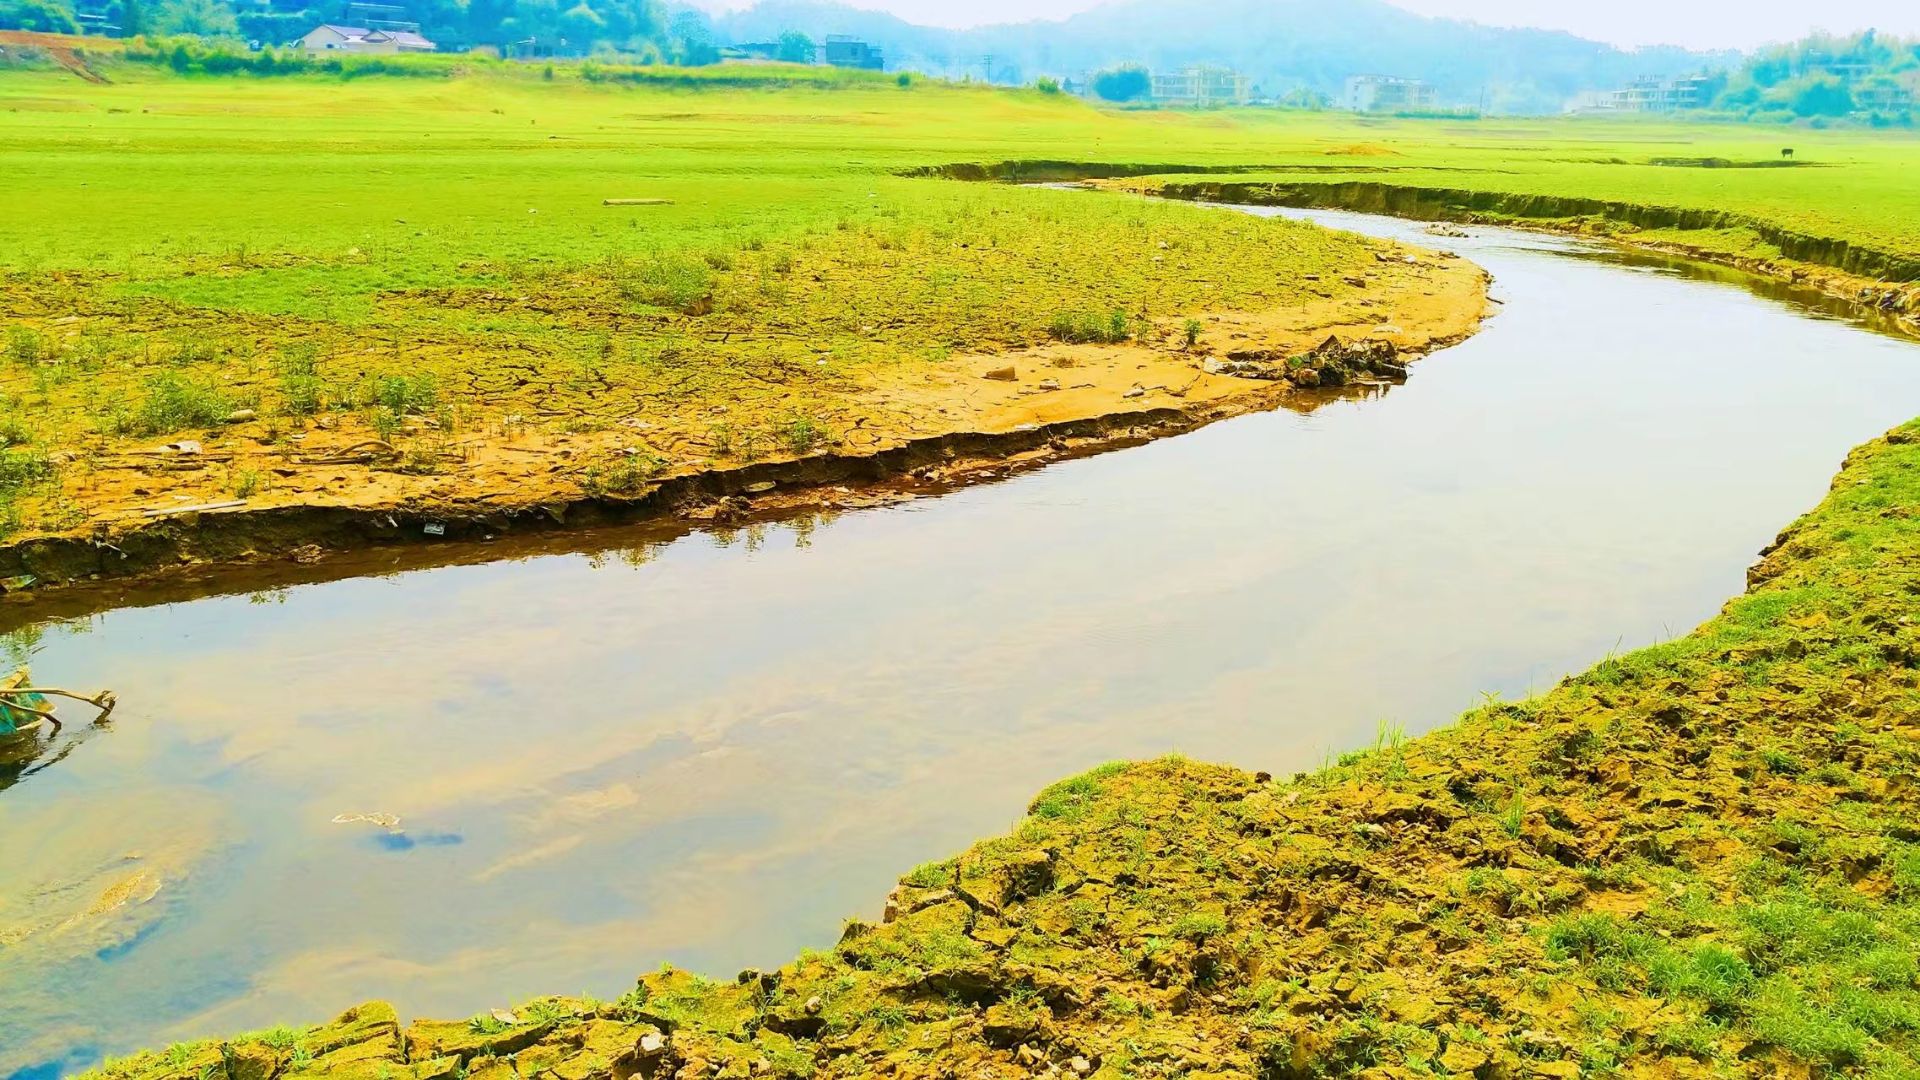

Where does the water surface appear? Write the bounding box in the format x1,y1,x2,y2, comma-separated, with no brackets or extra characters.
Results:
5,210,1919,1077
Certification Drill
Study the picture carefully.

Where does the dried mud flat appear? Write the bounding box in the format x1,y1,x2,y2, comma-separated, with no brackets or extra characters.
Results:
83,420,1920,1078
0,252,1485,590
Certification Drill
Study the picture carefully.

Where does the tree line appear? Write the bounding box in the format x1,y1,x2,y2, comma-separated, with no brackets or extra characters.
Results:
0,0,737,60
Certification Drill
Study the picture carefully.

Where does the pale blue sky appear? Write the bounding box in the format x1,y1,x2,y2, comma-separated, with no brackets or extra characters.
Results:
696,0,1920,50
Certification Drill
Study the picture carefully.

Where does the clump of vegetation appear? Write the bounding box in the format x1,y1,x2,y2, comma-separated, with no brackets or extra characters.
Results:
370,373,437,416
1047,309,1133,344
6,326,50,368
610,253,714,313
277,344,324,417
579,450,665,497
102,373,232,436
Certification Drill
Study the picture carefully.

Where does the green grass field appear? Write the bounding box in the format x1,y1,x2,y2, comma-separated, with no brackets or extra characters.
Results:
0,58,1916,551
0,57,1431,544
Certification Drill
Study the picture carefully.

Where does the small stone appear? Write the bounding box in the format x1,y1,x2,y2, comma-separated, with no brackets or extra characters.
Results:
1069,1057,1091,1075
984,366,1018,382
224,409,258,424
1036,378,1060,391
803,995,823,1016
489,1009,519,1025
1122,385,1145,399
638,1032,667,1055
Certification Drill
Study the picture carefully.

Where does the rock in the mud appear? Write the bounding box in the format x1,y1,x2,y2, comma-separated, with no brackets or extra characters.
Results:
984,366,1018,382
980,1002,1050,1048
763,1002,826,1039
1210,357,1286,380
412,1056,462,1080
1037,378,1061,391
1438,1041,1490,1072
406,1015,556,1063
1004,850,1057,900
226,1044,279,1080
224,409,258,424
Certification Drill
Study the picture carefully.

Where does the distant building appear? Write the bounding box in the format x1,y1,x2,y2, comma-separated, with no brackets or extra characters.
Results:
1149,65,1251,107
1856,81,1915,112
296,24,436,54
816,36,883,70
1344,75,1436,113
730,42,783,62
1569,74,1711,114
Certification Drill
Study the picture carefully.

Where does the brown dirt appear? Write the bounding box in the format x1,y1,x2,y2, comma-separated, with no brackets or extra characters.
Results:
0,31,112,82
0,256,1487,591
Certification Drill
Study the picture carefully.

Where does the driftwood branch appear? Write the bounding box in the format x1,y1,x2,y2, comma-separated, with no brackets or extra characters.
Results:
3,687,117,735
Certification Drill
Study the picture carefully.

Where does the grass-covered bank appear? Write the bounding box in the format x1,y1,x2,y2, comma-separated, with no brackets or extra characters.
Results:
1095,175,1920,335
87,416,1920,1078
2,58,1919,579
0,60,1497,582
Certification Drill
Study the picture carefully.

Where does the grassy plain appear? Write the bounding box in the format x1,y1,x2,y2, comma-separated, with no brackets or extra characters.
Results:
90,419,1920,1077
2,56,1919,568
0,58,1491,561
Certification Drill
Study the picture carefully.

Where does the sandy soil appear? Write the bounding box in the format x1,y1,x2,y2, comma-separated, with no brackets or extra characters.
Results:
11,252,1487,585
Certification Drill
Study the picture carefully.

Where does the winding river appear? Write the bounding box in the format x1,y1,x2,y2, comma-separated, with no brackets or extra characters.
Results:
5,209,1920,1078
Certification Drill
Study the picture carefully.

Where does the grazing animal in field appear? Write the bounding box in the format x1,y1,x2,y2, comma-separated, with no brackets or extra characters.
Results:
1782,148,1795,160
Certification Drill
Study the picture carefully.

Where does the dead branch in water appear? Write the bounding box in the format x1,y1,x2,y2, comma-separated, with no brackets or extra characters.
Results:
4,687,117,735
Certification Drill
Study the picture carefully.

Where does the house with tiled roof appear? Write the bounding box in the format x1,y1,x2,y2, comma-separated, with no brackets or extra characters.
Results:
295,24,436,54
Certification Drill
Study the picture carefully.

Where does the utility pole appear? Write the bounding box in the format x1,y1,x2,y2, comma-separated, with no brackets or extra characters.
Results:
982,54,995,84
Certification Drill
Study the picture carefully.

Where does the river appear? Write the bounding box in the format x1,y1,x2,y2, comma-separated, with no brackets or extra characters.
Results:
4,208,1918,1077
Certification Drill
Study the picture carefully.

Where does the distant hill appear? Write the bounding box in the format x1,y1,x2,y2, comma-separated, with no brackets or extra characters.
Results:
706,0,1731,113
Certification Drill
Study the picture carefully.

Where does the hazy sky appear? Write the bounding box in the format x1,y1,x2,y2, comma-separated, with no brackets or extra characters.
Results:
695,0,1920,50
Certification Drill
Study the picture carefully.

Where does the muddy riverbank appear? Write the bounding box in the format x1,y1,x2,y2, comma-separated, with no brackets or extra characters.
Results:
905,161,1920,335
1099,175,1920,336
0,251,1484,594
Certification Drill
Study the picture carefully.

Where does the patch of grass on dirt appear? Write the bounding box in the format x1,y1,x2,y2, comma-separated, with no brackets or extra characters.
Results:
6,58,1917,541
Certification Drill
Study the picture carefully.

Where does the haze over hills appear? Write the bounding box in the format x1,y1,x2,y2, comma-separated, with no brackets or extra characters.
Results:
704,0,1730,113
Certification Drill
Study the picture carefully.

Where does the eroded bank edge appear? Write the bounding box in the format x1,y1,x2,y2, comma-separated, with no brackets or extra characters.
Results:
0,318,1481,617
